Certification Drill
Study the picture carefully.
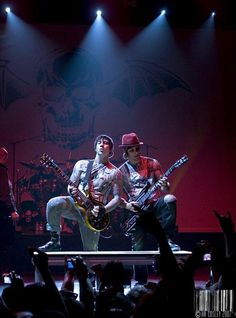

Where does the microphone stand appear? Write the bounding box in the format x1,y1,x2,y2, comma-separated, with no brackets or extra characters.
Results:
145,144,158,157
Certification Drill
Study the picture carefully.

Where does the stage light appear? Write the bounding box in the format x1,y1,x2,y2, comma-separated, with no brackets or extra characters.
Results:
161,9,166,16
211,11,216,17
5,7,11,13
96,10,102,17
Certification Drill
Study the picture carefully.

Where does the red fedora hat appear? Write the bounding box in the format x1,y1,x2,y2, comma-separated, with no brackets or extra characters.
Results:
119,133,144,148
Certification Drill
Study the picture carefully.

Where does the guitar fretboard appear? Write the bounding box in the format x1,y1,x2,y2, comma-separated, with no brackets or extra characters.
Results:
137,155,188,206
41,155,88,203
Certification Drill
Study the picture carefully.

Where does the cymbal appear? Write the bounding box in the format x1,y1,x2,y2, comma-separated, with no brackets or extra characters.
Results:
30,172,54,183
19,161,45,171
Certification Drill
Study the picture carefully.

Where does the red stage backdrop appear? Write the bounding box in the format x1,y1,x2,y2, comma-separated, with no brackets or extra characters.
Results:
0,22,235,232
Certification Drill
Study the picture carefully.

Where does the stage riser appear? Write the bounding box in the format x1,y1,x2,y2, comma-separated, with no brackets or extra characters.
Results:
46,250,191,266
8,233,224,274
34,250,191,283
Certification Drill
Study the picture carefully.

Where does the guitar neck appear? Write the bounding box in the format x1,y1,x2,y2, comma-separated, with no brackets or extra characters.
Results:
51,163,88,202
130,155,188,210
137,166,175,205
150,166,174,193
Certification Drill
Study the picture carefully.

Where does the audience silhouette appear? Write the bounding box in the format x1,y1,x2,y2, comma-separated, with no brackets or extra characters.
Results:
0,209,235,317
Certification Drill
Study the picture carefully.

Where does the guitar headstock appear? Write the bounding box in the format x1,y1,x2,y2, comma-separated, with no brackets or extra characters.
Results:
174,155,189,168
40,153,54,168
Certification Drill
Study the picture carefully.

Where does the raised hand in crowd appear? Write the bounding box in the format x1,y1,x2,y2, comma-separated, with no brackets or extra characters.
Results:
131,211,195,318
60,255,95,317
214,210,234,234
73,256,95,317
213,210,235,257
138,211,179,278
28,247,69,317
28,247,49,275
210,210,236,291
4,270,24,290
0,270,28,317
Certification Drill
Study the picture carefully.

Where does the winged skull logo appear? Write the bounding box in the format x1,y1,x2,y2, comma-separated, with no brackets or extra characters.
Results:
107,60,191,107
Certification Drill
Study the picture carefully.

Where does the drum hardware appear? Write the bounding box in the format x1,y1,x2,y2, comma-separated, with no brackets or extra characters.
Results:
15,166,54,233
17,197,43,234
35,221,45,234
29,171,59,204
16,175,29,187
15,171,48,233
19,161,46,171
16,159,76,234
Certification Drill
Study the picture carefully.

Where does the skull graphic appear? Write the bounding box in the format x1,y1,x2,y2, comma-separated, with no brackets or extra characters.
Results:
37,48,101,149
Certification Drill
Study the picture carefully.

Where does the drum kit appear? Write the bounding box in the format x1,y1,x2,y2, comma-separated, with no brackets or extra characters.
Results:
16,161,66,230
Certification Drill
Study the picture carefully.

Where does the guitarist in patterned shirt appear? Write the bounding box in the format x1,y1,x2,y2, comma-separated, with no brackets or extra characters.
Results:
119,132,180,284
39,134,122,252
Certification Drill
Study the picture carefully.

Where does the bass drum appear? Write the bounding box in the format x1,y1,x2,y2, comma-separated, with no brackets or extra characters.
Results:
19,193,42,232
20,199,38,214
19,191,39,216
29,172,57,203
20,190,34,203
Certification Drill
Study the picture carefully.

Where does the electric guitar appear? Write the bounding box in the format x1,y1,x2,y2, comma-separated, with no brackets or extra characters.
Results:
121,155,189,236
40,153,110,232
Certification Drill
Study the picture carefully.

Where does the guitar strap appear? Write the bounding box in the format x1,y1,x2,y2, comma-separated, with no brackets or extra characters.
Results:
82,159,94,189
125,161,136,175
125,161,149,182
125,161,150,196
125,160,148,176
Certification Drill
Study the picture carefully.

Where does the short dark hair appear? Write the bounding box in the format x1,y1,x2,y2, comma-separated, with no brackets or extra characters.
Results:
94,134,114,157
123,145,140,160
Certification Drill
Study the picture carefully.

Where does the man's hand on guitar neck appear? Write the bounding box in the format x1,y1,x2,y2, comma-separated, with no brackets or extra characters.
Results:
120,198,140,213
69,185,80,197
125,201,140,213
159,176,170,192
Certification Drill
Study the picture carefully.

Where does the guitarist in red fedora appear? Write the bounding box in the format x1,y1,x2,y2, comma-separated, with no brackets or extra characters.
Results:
119,132,181,284
38,134,122,252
